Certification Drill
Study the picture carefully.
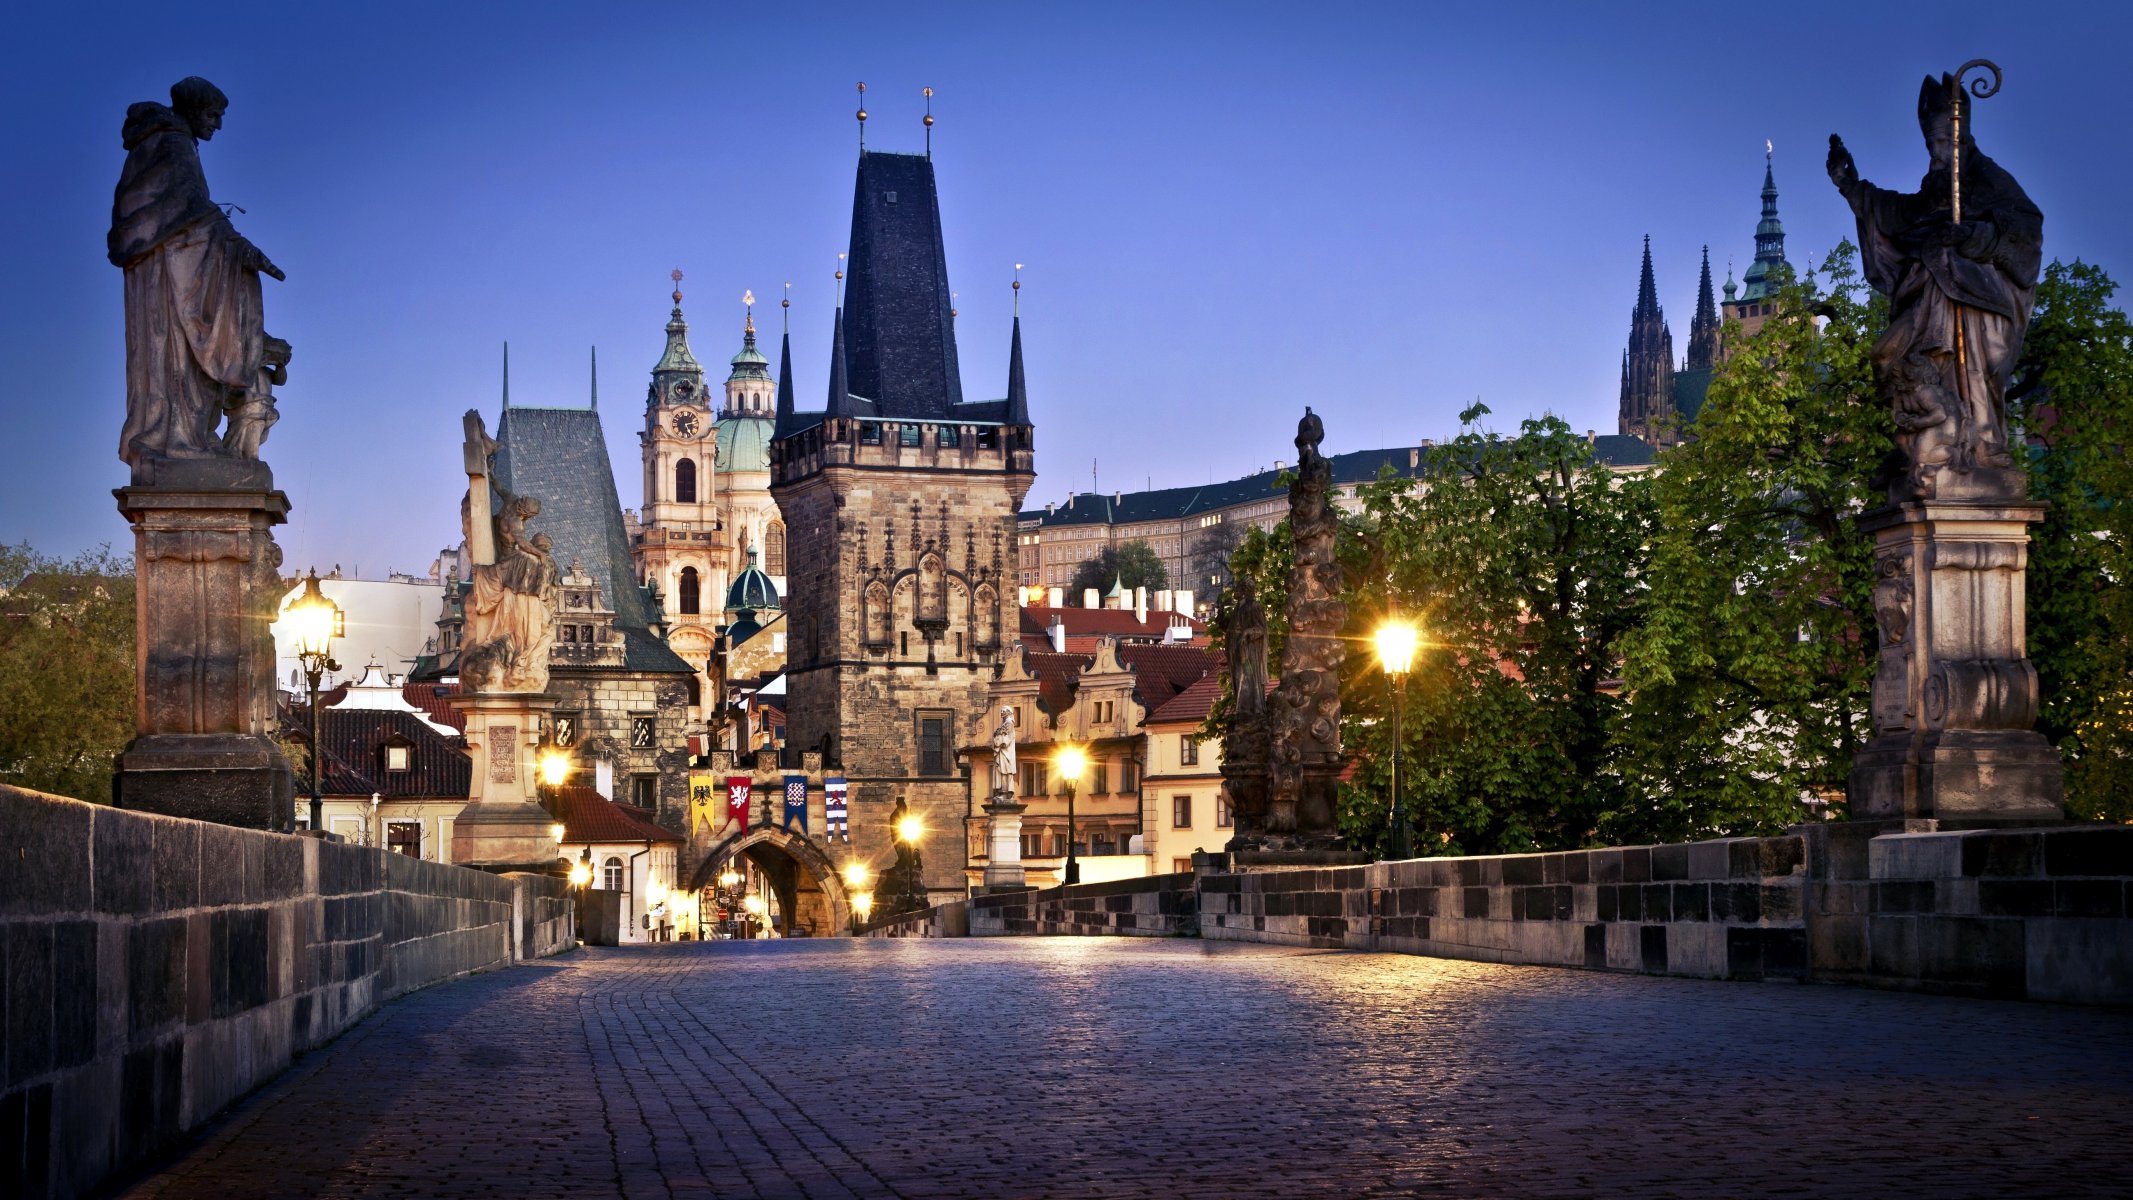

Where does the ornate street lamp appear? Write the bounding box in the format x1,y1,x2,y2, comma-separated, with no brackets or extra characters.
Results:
569,846,593,940
537,743,571,822
895,812,926,913
852,890,875,931
843,861,872,935
1374,620,1420,861
718,867,744,938
285,569,343,834
1054,744,1088,885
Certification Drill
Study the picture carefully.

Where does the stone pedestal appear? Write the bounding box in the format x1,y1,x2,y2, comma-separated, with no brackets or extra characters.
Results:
450,691,562,870
982,792,1027,892
1850,501,2063,822
112,482,294,829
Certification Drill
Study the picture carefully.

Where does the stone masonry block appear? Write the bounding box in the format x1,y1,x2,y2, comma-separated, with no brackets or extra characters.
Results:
1687,839,1730,881
1961,831,2041,878
1502,855,1543,886
1651,844,1690,881
7,921,54,1087
1871,832,1966,881
0,789,92,917
2025,919,2133,1005
2044,827,2133,877
1620,848,1652,883
94,810,155,916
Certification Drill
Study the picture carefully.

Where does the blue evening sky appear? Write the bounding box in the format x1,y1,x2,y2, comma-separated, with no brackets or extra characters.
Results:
3,1,2128,576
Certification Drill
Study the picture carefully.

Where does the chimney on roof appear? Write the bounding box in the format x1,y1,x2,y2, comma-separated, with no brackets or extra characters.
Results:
1046,502,1055,515
1048,614,1066,653
1409,448,1419,469
1135,586,1148,623
1274,459,1285,472
1176,588,1195,619
1047,585,1064,607
1113,490,1120,505
1587,430,1597,443
595,760,614,800
1083,587,1100,609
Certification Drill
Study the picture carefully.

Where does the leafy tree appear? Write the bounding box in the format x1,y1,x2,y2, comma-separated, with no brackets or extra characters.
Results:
1185,519,1250,599
1612,247,1889,841
1064,539,1168,601
0,543,136,802
2012,261,2133,820
1338,407,1655,855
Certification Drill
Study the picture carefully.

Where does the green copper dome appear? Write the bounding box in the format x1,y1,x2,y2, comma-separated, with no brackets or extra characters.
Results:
726,550,780,613
714,414,773,472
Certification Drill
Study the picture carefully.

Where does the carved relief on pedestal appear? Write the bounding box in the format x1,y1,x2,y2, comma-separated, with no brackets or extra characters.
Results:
489,724,517,783
1871,550,1915,733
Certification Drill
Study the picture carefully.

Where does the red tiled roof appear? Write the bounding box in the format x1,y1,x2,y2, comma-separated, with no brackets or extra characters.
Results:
401,681,467,731
554,784,683,844
1148,667,1223,725
1116,643,1218,712
288,703,470,800
1025,649,1089,714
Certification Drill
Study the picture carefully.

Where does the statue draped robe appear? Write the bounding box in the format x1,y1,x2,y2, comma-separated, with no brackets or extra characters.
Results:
1840,149,2041,496
109,102,266,470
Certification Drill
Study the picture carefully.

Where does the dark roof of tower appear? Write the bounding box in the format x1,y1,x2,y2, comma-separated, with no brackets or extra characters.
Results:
726,551,780,613
490,406,693,675
774,328,795,429
842,151,963,418
1740,159,1791,302
1633,235,1662,322
1004,315,1029,426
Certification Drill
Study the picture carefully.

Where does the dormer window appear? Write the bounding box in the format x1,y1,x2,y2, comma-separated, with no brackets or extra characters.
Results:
385,743,411,773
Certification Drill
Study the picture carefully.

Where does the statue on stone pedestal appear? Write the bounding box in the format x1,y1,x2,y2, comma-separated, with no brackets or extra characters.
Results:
988,705,1018,799
1266,408,1347,837
458,411,559,693
1828,64,2041,501
109,77,288,481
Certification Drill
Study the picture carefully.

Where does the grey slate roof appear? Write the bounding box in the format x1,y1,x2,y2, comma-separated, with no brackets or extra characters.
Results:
1024,439,1653,528
843,151,963,418
490,405,693,675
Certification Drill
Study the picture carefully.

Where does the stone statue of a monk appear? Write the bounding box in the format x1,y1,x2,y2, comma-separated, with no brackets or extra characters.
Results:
458,413,559,693
109,77,287,481
1829,73,2042,501
988,706,1018,799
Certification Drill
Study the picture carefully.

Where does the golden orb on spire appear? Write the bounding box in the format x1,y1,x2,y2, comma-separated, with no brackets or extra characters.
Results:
671,267,683,305
856,80,867,123
782,281,791,310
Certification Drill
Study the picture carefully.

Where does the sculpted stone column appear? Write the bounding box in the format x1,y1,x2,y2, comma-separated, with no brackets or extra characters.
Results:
109,78,294,827
1832,67,2063,822
449,411,565,869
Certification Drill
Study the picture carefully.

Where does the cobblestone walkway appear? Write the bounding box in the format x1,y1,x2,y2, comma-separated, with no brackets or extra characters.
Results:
121,939,2133,1199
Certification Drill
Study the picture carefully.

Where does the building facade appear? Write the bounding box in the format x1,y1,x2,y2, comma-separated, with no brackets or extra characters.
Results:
772,148,1037,908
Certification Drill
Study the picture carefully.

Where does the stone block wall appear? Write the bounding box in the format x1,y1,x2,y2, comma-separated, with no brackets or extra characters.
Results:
966,876,1198,937
1808,825,2133,1004
1198,838,1810,982
0,785,577,1199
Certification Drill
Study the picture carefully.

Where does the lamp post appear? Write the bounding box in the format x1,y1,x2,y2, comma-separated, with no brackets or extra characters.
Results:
851,890,875,932
718,867,743,938
568,847,593,940
1374,620,1420,861
537,743,571,822
895,811,925,913
286,569,343,834
843,861,871,935
1054,744,1088,886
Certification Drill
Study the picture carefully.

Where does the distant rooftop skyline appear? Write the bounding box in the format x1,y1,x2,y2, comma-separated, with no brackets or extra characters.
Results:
4,1,2129,576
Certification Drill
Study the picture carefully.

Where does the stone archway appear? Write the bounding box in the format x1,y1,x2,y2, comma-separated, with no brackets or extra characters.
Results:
686,823,855,937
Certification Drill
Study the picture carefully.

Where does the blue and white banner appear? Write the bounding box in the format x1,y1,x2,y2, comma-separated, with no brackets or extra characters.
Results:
825,776,849,840
783,775,808,834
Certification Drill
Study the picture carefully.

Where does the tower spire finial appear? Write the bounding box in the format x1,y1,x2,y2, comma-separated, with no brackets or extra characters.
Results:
856,81,867,150
923,86,934,159
743,289,756,337
590,345,598,409
502,341,510,408
836,252,847,305
1012,263,1022,317
782,281,791,334
671,267,683,308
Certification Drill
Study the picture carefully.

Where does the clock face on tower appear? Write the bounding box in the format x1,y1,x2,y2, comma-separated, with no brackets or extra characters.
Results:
673,409,699,437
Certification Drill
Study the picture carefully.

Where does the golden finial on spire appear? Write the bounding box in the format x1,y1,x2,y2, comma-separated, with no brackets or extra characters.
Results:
951,291,958,320
856,81,867,149
671,267,683,306
923,85,934,158
743,289,756,334
782,280,791,332
1765,138,1773,160
1012,263,1023,317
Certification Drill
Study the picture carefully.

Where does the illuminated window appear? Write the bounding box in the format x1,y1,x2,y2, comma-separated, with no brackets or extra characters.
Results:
385,744,411,772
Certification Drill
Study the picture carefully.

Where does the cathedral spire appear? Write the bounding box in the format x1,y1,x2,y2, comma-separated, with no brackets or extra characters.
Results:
825,305,851,417
1686,245,1720,371
1634,235,1661,322
775,287,796,434
1618,236,1675,445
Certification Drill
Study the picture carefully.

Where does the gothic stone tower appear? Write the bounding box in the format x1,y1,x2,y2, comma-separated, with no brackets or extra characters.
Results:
1618,236,1676,444
772,149,1037,906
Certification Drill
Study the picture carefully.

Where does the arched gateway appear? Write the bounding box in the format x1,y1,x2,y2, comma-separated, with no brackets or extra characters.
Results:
686,821,856,937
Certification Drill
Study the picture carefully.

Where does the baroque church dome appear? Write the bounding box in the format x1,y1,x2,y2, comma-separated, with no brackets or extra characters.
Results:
726,549,780,613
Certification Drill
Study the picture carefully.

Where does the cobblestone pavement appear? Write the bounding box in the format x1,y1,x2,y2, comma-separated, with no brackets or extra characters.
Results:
120,939,2133,1199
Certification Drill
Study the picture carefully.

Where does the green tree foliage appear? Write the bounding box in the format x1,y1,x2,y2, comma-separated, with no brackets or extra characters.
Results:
1340,407,1656,855
1064,539,1168,600
0,543,136,802
1612,247,1890,842
2012,261,2133,819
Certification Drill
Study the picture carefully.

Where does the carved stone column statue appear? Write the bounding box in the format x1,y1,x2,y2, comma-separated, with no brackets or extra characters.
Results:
449,411,568,869
1830,65,2062,821
110,78,294,827
982,706,1031,892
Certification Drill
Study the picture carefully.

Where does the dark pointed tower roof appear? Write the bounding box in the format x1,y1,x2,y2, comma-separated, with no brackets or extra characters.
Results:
1004,315,1028,426
1618,235,1676,445
824,305,854,417
842,151,962,417
1633,235,1662,323
774,323,796,435
1686,245,1720,372
1739,155,1791,302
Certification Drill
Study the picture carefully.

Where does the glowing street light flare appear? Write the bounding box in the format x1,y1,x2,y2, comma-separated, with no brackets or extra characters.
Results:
1054,744,1088,784
538,745,571,788
549,822,565,845
843,861,871,889
896,814,923,844
1374,621,1420,677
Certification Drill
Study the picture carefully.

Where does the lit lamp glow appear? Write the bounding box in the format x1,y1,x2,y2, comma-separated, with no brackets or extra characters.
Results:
1374,619,1421,861
896,814,924,844
852,891,875,923
549,822,566,845
718,869,743,890
284,569,343,834
1055,744,1089,886
843,862,870,889
568,859,592,887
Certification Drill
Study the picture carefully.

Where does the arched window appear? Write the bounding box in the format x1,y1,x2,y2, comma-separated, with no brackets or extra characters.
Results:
678,567,700,615
766,522,786,575
603,857,623,890
675,458,697,504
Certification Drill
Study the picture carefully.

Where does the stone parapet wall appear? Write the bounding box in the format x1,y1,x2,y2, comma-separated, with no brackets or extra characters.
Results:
0,785,578,1199
1199,838,1810,982
865,876,1200,940
1807,825,2133,1005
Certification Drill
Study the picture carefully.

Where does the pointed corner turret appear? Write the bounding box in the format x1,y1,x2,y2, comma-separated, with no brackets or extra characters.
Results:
1004,314,1029,426
825,305,851,417
774,325,797,436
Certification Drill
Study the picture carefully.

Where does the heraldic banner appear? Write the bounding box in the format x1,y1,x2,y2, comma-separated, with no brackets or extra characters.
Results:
725,776,751,836
688,771,719,837
825,776,849,841
783,775,808,834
